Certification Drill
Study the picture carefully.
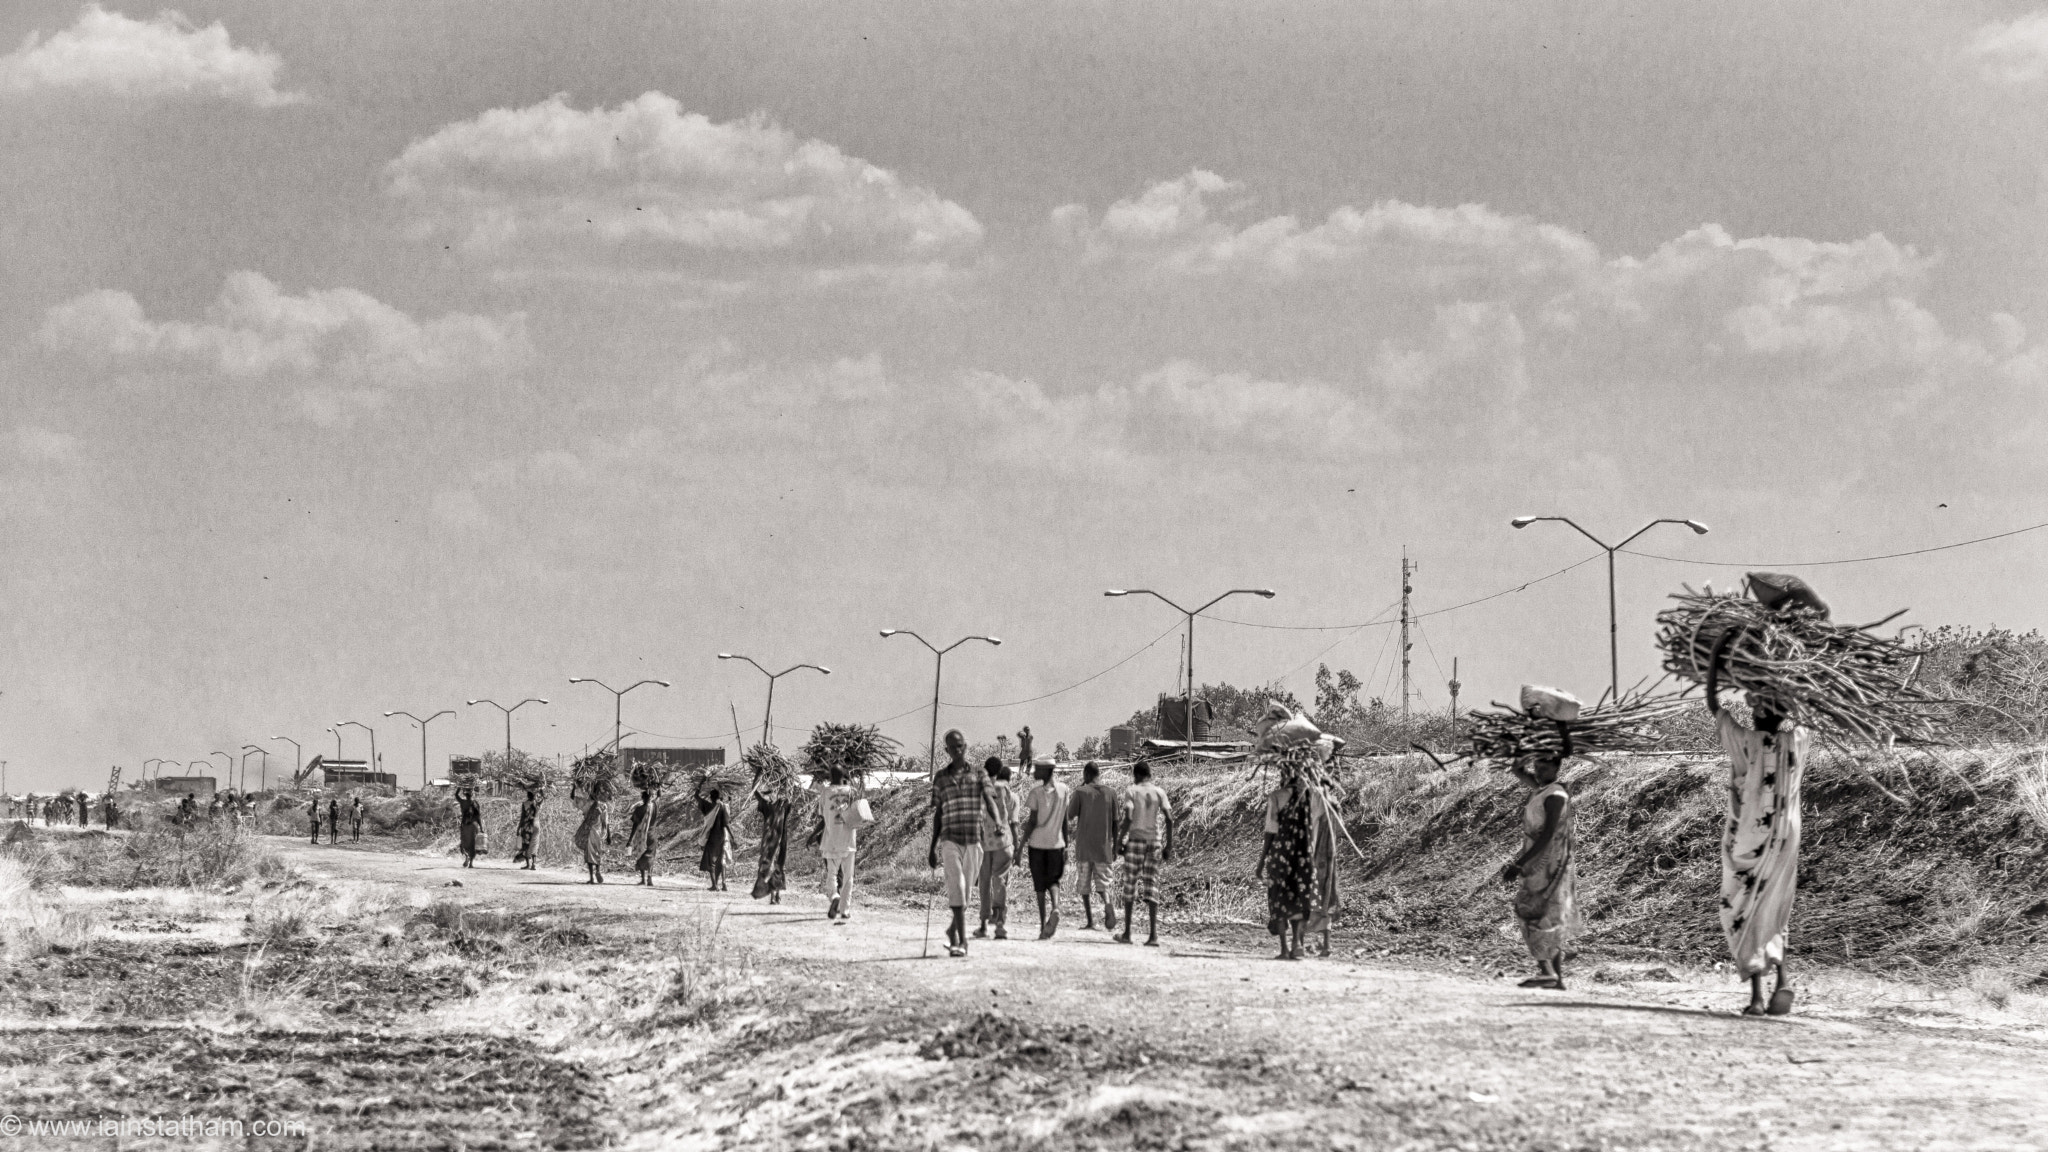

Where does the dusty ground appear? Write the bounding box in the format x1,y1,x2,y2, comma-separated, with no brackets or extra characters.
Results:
6,829,2048,1150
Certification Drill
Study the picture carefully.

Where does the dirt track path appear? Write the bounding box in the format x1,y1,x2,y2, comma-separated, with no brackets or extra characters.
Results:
278,838,2048,1151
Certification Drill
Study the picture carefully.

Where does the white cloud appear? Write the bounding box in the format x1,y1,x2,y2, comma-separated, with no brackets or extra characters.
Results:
386,92,983,281
14,425,80,463
1050,170,1599,286
0,5,301,106
1966,12,2048,84
38,272,530,421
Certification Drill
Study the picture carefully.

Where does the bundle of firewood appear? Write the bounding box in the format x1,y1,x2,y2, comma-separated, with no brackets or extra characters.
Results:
1466,683,1692,766
743,743,807,805
570,749,620,801
1655,583,1945,745
799,722,900,780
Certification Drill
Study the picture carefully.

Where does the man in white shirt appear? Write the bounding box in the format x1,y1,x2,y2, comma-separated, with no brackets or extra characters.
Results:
812,767,867,922
1018,760,1071,939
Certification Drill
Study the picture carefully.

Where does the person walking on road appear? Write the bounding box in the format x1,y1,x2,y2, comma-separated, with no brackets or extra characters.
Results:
1709,627,1807,1017
752,779,792,904
457,788,483,868
928,729,1005,958
695,782,731,891
974,758,1016,941
1065,762,1118,931
513,790,539,867
328,798,342,844
1115,760,1174,948
573,788,609,884
308,799,323,844
810,767,865,921
1501,725,1578,989
626,788,657,886
1256,753,1319,961
351,795,366,843
1020,759,1070,939
101,792,118,831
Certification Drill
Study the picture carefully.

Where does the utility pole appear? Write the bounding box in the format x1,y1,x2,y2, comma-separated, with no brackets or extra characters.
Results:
1399,550,1415,718
1448,657,1461,719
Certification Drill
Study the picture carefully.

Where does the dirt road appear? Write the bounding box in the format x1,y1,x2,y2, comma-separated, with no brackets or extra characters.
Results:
277,839,2048,1151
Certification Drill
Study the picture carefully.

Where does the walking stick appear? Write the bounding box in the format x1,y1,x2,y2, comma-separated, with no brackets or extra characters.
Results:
923,870,936,958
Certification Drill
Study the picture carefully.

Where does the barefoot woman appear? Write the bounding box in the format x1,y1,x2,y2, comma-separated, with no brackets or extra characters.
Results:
1708,625,1806,1016
1502,721,1577,990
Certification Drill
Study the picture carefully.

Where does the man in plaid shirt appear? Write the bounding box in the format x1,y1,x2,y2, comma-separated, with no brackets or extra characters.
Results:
927,728,1005,957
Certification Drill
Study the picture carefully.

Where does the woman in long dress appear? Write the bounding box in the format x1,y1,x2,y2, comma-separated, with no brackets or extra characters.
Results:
1709,630,1805,1016
513,790,540,869
573,788,609,885
1304,788,1342,957
457,789,483,868
752,783,790,904
696,783,730,890
1502,723,1578,989
1256,756,1316,961
626,789,657,886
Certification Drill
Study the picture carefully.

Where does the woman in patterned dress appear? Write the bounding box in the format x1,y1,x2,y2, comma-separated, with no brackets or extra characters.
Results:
1708,629,1806,1016
1501,722,1577,989
1257,755,1316,961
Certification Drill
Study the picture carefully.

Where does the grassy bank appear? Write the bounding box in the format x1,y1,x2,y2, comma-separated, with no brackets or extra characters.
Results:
834,747,2048,990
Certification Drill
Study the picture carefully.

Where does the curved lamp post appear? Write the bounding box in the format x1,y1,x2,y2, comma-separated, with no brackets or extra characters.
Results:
211,751,234,791
879,630,1000,775
717,655,830,745
271,736,301,790
384,710,455,791
1510,515,1709,702
567,678,669,767
1105,588,1275,765
467,697,548,780
334,721,377,788
242,745,268,793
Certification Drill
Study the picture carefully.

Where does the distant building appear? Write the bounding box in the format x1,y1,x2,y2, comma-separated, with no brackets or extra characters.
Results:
1108,726,1137,758
156,776,216,798
321,760,398,790
620,747,725,782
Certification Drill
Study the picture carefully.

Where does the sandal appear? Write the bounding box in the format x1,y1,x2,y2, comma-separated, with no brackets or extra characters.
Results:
1767,987,1796,1016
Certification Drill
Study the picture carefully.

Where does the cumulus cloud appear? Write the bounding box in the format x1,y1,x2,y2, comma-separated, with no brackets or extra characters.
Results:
0,5,301,106
38,272,530,422
385,92,982,282
14,425,81,463
1050,170,1599,286
1966,12,2048,84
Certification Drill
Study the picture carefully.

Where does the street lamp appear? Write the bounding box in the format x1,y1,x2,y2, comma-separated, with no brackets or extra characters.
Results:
384,710,455,791
717,655,830,745
239,747,264,794
879,630,1001,775
271,736,300,790
211,751,233,790
1510,515,1710,702
1105,588,1276,766
567,678,670,768
142,758,165,781
335,721,377,788
467,697,547,780
242,745,269,793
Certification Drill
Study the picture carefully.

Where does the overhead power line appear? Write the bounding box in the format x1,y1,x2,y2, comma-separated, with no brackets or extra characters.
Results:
942,621,1183,709
1621,519,2048,568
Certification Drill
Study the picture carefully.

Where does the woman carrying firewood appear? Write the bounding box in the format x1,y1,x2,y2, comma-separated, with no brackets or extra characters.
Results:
1501,721,1578,989
573,787,609,884
626,788,657,886
457,788,483,868
1708,609,1809,1017
513,790,539,869
695,781,731,891
1255,751,1319,961
752,782,790,904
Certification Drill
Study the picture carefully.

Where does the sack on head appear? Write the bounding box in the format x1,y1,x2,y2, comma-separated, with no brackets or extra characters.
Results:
1519,684,1582,722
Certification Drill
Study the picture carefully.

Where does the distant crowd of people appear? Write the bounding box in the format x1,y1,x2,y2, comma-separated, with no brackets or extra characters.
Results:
5,790,120,830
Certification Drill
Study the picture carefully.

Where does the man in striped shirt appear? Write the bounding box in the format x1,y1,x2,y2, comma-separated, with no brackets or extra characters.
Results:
927,729,1005,957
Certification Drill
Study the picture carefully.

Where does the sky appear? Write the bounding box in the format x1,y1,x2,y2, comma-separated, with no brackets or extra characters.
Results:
3,1,2047,792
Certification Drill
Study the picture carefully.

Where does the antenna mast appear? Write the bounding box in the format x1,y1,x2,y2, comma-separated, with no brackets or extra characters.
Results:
1400,550,1415,718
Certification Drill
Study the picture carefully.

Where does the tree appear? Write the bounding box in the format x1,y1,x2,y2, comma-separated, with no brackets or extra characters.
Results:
1054,741,1071,762
1314,664,1364,729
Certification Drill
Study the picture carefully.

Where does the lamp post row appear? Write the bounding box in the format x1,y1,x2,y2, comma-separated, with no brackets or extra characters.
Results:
107,519,1710,795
